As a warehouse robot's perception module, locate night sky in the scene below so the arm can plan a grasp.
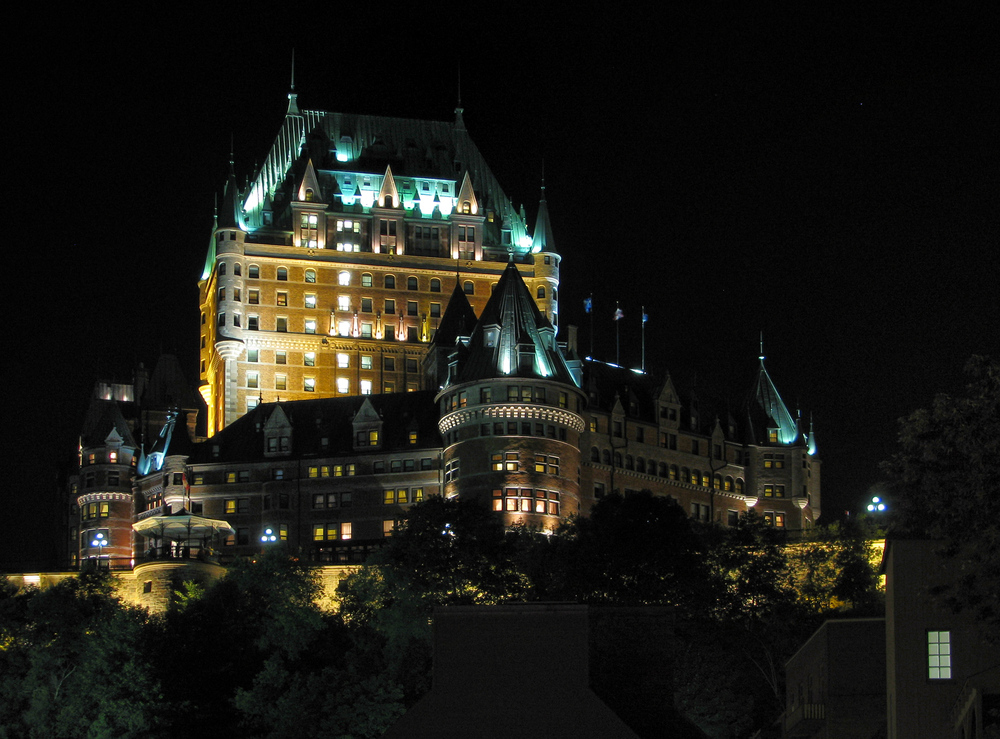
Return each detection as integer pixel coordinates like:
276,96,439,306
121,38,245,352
8,8,996,568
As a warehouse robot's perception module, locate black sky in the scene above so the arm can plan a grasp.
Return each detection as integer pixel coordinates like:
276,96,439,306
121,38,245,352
8,7,996,568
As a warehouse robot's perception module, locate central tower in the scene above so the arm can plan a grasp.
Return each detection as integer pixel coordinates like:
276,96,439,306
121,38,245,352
199,95,560,434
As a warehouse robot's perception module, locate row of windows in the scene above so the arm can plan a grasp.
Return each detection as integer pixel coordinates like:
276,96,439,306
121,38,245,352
444,386,571,411
313,522,353,541
588,420,751,464
489,453,560,475
442,422,569,447
589,448,748,492
491,488,561,516
218,313,429,342
79,470,125,489
383,487,425,505
81,502,110,520
219,262,482,295
82,451,132,466
194,458,433,486
313,492,352,509
222,288,447,319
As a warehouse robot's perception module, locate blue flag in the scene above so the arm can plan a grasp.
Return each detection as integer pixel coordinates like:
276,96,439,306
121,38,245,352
583,297,592,314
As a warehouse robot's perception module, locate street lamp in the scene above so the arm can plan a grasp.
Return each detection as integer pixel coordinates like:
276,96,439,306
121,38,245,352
866,496,887,513
260,527,278,544
91,532,108,568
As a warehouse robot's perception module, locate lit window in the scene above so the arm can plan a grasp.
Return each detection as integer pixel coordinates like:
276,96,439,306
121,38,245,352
304,378,315,392
275,350,286,364
247,372,259,389
337,377,349,394
927,631,952,679
305,319,317,334
383,520,395,537
362,273,373,287
305,269,316,283
361,355,373,370
275,374,286,391
338,271,351,286
305,294,317,309
360,379,372,395
276,291,288,307
338,295,350,311
338,320,351,336
247,349,258,362
304,352,316,367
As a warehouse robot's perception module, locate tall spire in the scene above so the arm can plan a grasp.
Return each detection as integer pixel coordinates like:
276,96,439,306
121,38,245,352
454,64,465,132
287,49,300,115
530,169,556,254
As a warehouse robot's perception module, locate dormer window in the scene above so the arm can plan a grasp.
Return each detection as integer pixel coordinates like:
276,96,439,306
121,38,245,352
304,189,314,201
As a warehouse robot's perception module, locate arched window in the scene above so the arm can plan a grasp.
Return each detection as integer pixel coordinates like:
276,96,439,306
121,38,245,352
304,269,316,283
218,262,227,276
305,188,314,201
636,457,645,473
462,201,472,214
277,267,288,281
338,271,351,286
735,479,745,495
463,281,474,295
234,263,242,276
659,462,668,477
614,452,623,468
430,278,441,292
681,467,690,484
407,276,418,290
248,265,260,279
362,273,373,287
602,450,611,465
537,286,545,299
713,475,722,490
670,465,679,480
625,455,634,470
553,289,558,300
385,275,396,289
701,473,710,487
724,476,734,492
591,447,600,463
384,196,394,207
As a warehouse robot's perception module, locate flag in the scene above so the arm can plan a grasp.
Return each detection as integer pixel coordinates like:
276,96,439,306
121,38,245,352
642,311,648,324
614,307,624,321
583,297,592,314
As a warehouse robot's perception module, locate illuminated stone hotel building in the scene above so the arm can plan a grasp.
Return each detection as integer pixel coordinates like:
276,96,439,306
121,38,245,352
63,88,821,581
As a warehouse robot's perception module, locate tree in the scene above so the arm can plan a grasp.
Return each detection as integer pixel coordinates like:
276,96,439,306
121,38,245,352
882,355,1000,635
0,571,167,739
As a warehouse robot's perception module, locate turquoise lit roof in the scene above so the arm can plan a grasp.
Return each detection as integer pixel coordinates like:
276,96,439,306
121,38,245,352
453,262,577,386
746,357,800,445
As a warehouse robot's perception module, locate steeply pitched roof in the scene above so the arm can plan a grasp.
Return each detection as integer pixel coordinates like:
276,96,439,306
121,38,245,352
186,391,441,464
80,397,137,449
455,262,577,386
744,357,800,445
432,282,478,348
531,185,556,253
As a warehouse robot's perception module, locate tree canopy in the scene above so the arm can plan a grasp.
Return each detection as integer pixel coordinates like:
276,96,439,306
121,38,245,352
882,354,1000,635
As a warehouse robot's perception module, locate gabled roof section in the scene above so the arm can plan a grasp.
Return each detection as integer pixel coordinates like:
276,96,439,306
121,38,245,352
745,357,799,445
432,282,479,348
295,158,324,203
530,184,556,254
186,392,441,463
378,165,399,208
218,159,247,231
455,262,577,386
456,171,478,214
81,397,137,450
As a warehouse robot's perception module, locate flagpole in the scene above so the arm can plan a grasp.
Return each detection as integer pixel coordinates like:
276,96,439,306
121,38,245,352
583,294,594,358
641,305,646,372
615,301,620,366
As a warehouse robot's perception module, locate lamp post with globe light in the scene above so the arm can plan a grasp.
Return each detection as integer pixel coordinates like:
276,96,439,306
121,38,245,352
866,496,887,513
91,531,108,569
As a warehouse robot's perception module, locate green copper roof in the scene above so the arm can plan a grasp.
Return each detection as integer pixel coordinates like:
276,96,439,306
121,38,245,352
454,262,577,386
747,357,800,445
530,185,556,254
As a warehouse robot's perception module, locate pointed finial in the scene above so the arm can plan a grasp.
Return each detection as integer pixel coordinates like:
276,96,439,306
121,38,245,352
453,64,466,131
287,49,300,115
759,331,765,362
